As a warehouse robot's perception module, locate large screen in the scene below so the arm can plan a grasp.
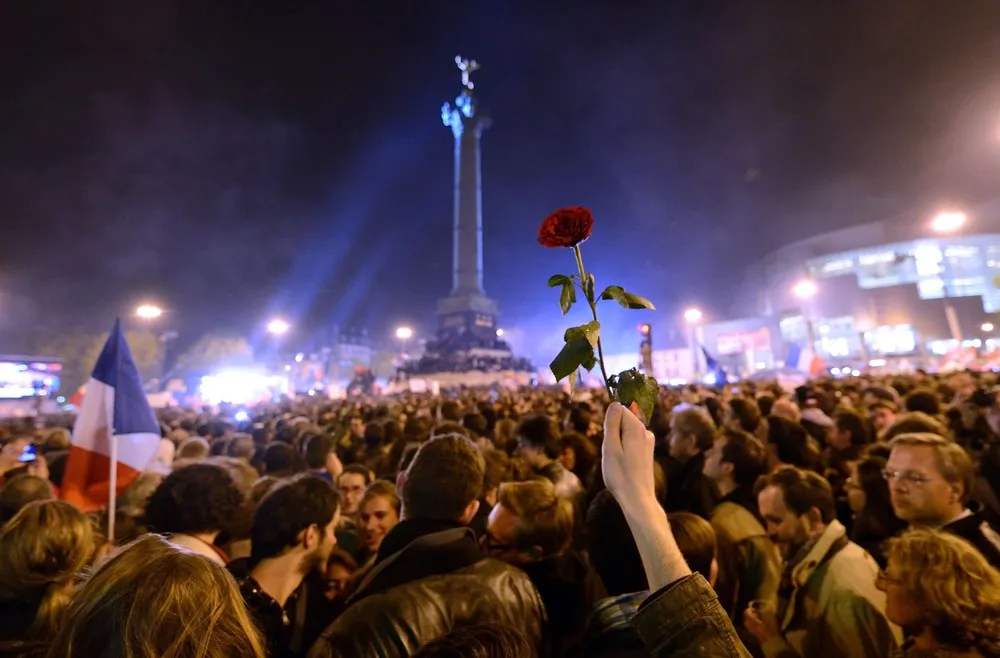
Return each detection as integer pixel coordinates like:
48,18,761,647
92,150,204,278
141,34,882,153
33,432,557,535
0,361,62,399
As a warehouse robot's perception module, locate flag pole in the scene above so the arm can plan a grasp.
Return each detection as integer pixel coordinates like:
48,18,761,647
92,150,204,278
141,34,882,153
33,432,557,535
107,316,122,545
107,431,118,543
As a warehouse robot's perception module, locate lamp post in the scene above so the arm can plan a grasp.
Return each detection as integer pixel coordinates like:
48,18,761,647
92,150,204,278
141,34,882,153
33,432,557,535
793,279,818,352
930,210,967,344
134,305,173,384
684,307,703,377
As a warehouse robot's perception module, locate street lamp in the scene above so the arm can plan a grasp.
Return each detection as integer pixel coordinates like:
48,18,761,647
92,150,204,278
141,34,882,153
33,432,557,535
683,307,703,376
792,279,818,299
930,211,967,234
394,326,414,341
792,279,819,352
135,304,163,320
267,318,290,336
929,210,968,343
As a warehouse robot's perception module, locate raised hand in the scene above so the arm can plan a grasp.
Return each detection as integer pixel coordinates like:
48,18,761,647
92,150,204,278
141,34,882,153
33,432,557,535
602,401,656,508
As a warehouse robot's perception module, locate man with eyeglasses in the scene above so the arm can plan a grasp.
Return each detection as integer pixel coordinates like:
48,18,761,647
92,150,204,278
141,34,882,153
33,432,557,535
483,479,605,658
885,432,1000,567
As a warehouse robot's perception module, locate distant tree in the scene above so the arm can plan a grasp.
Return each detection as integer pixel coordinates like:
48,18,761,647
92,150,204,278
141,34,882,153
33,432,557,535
370,349,398,379
37,330,161,395
174,334,253,375
126,332,163,382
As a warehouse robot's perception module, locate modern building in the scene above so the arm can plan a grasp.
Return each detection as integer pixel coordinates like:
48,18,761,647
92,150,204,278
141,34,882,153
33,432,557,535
704,202,1000,374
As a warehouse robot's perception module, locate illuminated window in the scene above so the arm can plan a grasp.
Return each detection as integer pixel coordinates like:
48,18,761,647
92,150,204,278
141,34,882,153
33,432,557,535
818,337,851,357
913,245,943,276
918,279,944,299
944,245,978,259
820,258,854,274
866,325,916,355
858,252,896,266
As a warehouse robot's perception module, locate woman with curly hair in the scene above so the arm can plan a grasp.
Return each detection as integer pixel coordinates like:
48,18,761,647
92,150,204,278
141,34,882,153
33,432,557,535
145,462,245,564
878,528,1000,657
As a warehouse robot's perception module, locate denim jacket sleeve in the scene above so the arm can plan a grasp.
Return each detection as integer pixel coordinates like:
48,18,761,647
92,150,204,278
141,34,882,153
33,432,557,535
630,573,753,658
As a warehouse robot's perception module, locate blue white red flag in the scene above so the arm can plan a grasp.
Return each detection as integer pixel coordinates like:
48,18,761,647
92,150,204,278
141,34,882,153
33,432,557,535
62,319,160,512
786,343,827,377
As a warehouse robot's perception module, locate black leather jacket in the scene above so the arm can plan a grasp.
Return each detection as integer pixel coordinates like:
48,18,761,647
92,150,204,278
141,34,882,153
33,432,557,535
308,527,545,657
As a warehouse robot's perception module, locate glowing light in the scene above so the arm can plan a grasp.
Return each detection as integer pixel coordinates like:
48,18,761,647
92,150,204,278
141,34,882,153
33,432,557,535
792,279,818,299
851,369,861,377
496,328,505,337
136,305,163,320
983,323,995,332
200,369,285,405
683,308,703,324
869,359,887,367
395,326,414,340
267,318,290,336
930,211,967,234
295,353,304,363
234,410,250,423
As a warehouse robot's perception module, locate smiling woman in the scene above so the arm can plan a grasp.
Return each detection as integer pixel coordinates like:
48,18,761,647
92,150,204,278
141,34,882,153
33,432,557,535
358,480,400,557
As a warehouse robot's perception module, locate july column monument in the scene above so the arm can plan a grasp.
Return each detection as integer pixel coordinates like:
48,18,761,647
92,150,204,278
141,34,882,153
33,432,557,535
437,55,500,343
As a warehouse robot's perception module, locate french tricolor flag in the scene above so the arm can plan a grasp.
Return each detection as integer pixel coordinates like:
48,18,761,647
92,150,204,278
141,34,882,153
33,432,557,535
62,320,161,513
786,343,827,377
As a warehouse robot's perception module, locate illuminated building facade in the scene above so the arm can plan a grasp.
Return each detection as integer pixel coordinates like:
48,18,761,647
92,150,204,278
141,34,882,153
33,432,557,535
707,204,1000,373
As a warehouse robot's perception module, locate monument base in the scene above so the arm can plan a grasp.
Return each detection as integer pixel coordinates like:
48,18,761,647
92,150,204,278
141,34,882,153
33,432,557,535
399,291,534,376
436,292,500,344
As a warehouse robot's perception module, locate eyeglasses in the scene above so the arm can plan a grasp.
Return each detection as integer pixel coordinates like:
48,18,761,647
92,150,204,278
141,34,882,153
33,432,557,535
881,469,934,486
482,532,517,554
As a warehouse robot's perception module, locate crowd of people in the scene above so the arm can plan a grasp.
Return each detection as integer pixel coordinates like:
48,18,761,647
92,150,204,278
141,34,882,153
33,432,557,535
1,369,1000,656
402,332,535,375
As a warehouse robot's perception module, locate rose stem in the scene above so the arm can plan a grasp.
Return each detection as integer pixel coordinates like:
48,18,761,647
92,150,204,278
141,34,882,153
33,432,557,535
573,245,615,400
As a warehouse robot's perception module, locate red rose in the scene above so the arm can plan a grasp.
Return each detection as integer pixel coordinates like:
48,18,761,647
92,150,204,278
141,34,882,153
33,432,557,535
537,207,595,248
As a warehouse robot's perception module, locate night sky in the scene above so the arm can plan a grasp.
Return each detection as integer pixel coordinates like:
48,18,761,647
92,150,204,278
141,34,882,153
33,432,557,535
3,1,1000,360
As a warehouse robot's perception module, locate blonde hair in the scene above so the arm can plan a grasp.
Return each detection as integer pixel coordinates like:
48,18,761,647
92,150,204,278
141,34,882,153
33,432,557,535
496,479,573,558
0,500,96,639
46,534,266,658
889,432,975,504
887,528,1000,653
360,479,401,516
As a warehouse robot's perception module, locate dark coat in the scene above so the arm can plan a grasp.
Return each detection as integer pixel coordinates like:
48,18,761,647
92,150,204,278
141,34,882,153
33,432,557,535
308,525,545,658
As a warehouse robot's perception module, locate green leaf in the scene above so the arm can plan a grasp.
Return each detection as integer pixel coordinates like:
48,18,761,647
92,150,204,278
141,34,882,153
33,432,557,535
585,273,596,302
548,274,571,288
550,321,601,381
610,367,660,423
599,285,656,311
559,281,577,315
564,320,600,348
